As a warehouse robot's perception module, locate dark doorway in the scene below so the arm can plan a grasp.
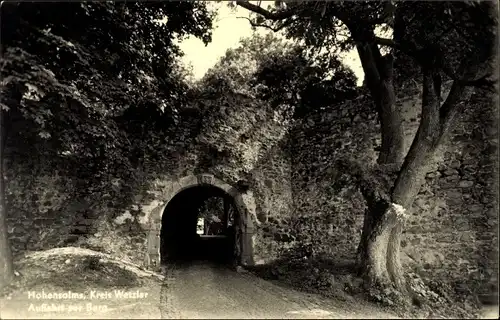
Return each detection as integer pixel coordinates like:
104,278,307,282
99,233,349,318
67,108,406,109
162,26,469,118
160,185,240,266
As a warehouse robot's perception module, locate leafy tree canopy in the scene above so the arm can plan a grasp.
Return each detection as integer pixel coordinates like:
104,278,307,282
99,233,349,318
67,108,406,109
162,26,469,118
200,32,358,120
235,0,497,89
1,1,215,202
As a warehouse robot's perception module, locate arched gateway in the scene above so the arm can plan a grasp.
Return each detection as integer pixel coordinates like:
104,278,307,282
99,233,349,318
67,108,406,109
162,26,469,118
144,174,255,270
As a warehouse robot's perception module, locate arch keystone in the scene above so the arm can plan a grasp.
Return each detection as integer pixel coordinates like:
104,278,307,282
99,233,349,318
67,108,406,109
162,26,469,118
198,174,215,186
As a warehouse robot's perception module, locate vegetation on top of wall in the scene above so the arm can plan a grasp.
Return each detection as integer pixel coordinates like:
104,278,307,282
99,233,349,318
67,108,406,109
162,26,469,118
0,2,497,318
0,1,216,288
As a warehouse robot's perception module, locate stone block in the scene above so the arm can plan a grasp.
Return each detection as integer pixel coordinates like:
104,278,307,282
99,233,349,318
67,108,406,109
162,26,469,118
444,168,459,176
458,180,474,188
468,204,484,213
449,160,461,169
486,208,497,218
459,232,475,242
436,234,454,243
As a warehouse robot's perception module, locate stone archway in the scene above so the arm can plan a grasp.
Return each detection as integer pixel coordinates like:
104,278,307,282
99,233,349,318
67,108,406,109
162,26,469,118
144,174,255,270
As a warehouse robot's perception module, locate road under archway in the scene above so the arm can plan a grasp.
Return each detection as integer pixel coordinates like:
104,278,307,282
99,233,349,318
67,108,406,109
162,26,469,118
160,185,241,266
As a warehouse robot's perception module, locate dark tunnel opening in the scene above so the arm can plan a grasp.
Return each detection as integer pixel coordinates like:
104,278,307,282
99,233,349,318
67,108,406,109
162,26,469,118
160,185,240,267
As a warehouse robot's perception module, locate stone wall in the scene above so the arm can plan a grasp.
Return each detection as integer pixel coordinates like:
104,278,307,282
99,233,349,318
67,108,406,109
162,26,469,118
5,83,497,300
5,145,199,264
6,171,77,255
5,94,294,267
400,89,499,299
289,93,379,260
288,85,498,299
247,137,293,264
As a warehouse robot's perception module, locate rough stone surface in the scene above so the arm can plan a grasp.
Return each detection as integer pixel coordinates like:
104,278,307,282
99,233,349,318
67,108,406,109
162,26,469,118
285,87,498,299
6,85,497,301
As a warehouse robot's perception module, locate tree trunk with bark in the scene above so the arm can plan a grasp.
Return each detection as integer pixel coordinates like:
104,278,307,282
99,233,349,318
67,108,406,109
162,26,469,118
234,0,497,303
354,38,406,167
352,30,407,288
355,2,495,293
359,64,471,295
0,110,14,290
362,203,406,288
348,14,483,294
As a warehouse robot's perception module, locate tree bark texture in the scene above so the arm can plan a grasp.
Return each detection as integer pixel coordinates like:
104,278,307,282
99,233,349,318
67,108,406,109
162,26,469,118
362,203,406,289
359,67,471,293
0,110,14,290
356,199,388,272
351,30,407,291
354,39,405,167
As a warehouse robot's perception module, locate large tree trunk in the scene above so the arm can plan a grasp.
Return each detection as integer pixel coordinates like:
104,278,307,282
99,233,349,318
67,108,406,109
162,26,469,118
356,200,387,272
360,68,470,294
384,79,469,291
353,37,406,277
0,110,14,290
362,203,406,288
386,219,405,290
352,18,472,294
356,208,372,268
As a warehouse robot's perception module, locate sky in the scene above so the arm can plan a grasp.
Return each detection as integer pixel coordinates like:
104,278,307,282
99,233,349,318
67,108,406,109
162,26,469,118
177,3,365,86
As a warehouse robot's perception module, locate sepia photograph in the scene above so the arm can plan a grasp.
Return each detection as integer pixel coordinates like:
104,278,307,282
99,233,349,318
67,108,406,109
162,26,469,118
0,0,498,319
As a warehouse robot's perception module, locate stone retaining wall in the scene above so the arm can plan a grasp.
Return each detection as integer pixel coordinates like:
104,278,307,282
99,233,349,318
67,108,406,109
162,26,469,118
6,85,497,300
289,87,498,299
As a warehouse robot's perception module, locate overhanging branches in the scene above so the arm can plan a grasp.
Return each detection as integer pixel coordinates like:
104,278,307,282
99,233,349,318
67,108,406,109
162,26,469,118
236,0,498,92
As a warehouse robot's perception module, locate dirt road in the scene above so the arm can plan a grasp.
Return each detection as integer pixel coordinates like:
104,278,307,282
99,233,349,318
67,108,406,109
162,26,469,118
159,261,400,319
3,246,494,319
1,249,398,320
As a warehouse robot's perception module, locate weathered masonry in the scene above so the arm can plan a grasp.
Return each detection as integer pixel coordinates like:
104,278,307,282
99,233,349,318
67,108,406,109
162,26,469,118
143,174,255,269
6,87,497,302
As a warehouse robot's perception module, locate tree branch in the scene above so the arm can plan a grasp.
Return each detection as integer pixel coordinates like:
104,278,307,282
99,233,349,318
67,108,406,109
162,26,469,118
235,16,291,32
458,75,498,89
355,41,381,88
375,37,495,90
432,72,442,102
235,1,297,20
438,80,470,135
421,69,441,133
238,0,498,93
389,68,442,206
374,37,396,48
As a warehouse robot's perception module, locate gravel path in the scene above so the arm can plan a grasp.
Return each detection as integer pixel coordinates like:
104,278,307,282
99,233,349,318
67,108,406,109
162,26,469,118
159,261,400,319
4,250,493,320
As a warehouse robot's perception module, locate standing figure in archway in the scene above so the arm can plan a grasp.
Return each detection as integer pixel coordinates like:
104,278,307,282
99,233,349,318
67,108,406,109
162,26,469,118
224,224,236,265
232,215,242,267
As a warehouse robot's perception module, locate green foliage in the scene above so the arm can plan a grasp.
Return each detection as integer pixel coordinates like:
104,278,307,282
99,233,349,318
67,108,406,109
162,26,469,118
394,1,497,86
237,1,497,89
252,45,358,118
1,2,215,216
201,32,358,120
